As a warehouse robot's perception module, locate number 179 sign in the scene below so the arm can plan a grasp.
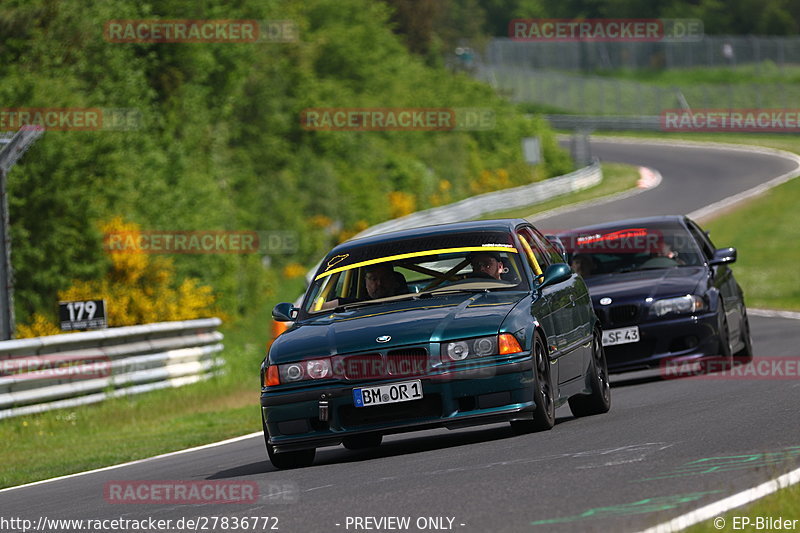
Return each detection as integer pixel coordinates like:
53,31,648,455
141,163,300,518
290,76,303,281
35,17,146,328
59,299,107,331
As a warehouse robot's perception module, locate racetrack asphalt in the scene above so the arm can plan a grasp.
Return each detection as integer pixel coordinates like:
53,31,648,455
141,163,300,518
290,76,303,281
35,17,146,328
2,138,799,533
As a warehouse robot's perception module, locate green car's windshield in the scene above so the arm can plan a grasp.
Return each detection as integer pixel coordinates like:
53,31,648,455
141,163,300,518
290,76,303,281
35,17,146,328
302,231,529,314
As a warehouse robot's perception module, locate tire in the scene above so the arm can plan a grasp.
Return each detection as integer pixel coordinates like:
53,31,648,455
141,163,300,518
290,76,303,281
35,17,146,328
511,332,554,434
568,329,611,417
263,415,315,469
342,433,383,450
734,309,754,364
716,305,733,369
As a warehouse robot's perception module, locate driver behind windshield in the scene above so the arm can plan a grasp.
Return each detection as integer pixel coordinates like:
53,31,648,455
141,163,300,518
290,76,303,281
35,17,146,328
321,262,404,310
364,262,404,299
650,239,686,266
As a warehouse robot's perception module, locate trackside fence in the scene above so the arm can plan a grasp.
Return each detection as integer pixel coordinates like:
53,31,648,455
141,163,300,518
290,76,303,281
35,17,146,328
0,318,224,419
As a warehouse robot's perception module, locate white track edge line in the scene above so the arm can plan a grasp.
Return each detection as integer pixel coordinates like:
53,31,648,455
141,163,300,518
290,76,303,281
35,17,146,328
749,308,800,321
635,464,800,533
0,431,261,494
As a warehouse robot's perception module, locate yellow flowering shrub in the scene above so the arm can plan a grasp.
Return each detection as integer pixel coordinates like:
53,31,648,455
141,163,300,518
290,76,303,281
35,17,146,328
469,168,512,195
16,217,221,337
430,180,452,207
388,191,416,218
282,263,308,279
336,220,370,244
16,313,63,338
309,215,333,229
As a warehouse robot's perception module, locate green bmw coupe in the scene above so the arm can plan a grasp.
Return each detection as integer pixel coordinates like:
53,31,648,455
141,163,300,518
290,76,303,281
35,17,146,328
261,219,610,469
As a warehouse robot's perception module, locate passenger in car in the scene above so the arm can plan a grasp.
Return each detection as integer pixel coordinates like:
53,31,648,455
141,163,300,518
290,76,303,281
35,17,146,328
571,254,595,278
469,251,506,280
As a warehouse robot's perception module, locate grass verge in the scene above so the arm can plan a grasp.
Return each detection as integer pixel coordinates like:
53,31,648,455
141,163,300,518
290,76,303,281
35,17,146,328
0,276,307,489
685,480,800,533
475,162,641,220
589,63,800,86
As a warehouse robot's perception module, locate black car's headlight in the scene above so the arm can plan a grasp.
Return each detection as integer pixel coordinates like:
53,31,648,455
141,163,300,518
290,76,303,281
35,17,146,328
650,295,706,318
440,334,522,362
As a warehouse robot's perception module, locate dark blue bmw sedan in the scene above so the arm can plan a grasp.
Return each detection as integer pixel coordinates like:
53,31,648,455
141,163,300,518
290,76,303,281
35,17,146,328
261,219,611,469
557,216,753,375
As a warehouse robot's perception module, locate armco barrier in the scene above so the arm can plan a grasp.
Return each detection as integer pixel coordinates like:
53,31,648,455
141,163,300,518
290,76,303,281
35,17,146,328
0,318,223,419
546,115,663,131
355,159,601,239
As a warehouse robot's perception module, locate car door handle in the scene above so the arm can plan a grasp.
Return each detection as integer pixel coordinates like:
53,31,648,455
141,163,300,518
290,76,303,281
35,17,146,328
569,294,576,307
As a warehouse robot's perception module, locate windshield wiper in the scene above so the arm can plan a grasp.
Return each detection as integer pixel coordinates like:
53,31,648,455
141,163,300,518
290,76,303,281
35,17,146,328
331,286,496,312
333,293,423,312
418,287,491,297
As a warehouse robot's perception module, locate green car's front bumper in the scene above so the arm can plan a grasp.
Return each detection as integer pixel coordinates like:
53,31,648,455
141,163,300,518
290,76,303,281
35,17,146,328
261,356,535,453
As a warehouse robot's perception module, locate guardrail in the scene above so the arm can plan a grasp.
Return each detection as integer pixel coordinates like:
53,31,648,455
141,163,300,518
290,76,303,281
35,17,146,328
0,318,224,419
355,159,602,239
546,115,663,131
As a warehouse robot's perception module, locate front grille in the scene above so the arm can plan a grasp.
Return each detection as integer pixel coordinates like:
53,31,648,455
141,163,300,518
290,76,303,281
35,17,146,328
339,395,441,427
341,354,382,380
609,304,640,326
340,348,429,380
386,348,429,377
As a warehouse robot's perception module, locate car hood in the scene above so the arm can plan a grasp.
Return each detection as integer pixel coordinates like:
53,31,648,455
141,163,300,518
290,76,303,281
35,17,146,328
269,292,526,363
583,267,707,302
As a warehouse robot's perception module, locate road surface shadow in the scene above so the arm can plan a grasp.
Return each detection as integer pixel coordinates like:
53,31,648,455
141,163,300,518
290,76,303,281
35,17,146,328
208,416,576,477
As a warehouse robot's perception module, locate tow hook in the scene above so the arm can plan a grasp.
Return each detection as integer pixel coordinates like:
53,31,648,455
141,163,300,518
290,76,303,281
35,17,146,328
319,394,329,422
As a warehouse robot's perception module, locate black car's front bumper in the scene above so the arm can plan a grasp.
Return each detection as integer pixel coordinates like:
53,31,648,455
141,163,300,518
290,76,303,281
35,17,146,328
602,310,722,373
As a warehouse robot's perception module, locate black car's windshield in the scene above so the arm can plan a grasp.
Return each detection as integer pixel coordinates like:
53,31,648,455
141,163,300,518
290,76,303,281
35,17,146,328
302,231,528,314
559,224,704,277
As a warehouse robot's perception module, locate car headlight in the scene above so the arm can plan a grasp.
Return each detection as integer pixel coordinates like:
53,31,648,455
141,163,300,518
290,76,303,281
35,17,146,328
271,358,332,384
441,335,499,362
650,295,706,317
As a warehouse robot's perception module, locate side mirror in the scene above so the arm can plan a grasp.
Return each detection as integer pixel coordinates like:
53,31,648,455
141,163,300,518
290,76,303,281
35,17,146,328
272,302,298,322
708,247,737,266
537,263,572,290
